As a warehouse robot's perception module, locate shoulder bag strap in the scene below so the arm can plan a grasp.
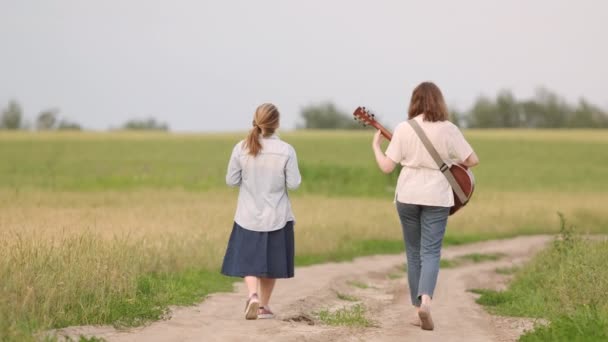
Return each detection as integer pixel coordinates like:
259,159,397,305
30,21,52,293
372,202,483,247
407,119,469,204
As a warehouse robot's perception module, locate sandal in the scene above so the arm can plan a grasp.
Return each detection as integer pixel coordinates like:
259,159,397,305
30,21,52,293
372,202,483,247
244,293,260,320
258,306,275,319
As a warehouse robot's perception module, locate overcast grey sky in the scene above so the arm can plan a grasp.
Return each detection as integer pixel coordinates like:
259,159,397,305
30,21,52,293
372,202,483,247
1,1,607,131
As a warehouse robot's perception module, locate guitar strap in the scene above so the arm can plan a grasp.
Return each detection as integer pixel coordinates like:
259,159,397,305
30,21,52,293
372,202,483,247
407,119,469,204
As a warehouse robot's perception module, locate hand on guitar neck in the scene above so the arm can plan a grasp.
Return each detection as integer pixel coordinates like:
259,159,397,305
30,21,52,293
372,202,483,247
354,106,479,168
353,105,477,215
352,107,392,140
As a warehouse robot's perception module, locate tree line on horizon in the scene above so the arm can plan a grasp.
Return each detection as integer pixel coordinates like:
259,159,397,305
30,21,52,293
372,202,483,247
299,88,608,129
0,100,169,132
2,87,607,132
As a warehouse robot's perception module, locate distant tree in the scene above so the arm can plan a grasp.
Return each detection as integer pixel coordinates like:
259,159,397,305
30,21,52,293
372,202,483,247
298,102,364,129
467,95,499,128
464,88,608,128
1,100,23,130
57,118,82,131
569,99,608,128
36,109,59,130
121,117,169,131
531,88,570,128
495,90,521,128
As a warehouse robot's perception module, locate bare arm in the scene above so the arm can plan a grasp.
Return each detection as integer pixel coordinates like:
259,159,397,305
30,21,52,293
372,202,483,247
461,151,480,168
449,126,479,168
372,130,397,174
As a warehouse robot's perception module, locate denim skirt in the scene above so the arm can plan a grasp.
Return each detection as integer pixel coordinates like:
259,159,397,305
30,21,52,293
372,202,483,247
221,221,294,278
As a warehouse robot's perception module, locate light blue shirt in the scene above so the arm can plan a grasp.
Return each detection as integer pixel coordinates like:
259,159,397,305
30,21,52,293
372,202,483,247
226,135,301,232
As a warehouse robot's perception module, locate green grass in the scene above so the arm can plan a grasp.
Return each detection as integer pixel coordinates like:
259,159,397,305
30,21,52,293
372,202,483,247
1,130,608,340
0,233,422,340
387,264,407,279
472,289,514,306
60,336,107,342
294,235,519,268
14,269,234,340
294,239,404,266
387,272,403,280
1,130,608,195
39,335,107,342
0,132,399,195
347,281,369,289
495,266,520,275
461,252,505,263
106,270,236,327
336,292,359,302
468,288,487,295
475,216,608,341
440,259,460,268
519,307,608,342
0,231,236,341
440,252,506,268
317,304,373,327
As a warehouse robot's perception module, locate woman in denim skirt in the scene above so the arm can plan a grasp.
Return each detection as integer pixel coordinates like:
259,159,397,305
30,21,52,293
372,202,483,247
372,82,480,330
221,103,301,320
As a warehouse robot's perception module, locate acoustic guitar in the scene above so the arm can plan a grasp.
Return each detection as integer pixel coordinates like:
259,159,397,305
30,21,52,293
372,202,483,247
353,106,475,215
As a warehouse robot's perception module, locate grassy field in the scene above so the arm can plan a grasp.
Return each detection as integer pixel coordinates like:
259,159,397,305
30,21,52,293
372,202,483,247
0,129,607,340
1,130,608,194
475,217,608,341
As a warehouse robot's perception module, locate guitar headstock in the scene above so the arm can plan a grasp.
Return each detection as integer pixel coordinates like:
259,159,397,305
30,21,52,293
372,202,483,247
352,106,393,141
353,106,378,128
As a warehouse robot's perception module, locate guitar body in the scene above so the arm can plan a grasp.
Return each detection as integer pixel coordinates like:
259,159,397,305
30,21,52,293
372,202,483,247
449,164,475,215
353,106,475,215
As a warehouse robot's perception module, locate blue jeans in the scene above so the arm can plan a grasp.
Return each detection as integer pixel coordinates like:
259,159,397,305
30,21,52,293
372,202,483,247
396,202,450,307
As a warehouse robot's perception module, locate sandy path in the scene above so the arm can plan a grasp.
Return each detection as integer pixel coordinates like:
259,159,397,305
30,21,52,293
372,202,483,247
58,235,551,342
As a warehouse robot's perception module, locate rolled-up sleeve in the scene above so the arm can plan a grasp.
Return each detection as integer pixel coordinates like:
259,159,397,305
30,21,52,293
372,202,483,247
448,127,474,163
285,146,301,190
226,144,242,187
385,123,403,163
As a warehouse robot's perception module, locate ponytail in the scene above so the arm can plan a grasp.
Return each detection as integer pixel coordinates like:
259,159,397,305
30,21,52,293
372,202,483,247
244,124,263,156
243,103,280,157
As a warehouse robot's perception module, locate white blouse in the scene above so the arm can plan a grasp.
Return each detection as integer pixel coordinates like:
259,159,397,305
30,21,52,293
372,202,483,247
226,135,301,232
385,115,474,207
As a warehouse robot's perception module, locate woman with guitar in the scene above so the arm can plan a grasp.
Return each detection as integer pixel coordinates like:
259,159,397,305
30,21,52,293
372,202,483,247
221,103,301,320
371,82,479,330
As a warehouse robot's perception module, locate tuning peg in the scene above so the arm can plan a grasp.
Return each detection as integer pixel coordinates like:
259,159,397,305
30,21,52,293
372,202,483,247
371,113,375,118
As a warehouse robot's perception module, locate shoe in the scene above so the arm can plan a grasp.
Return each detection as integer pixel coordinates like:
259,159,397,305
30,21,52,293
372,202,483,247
258,306,275,319
418,303,434,330
244,294,260,320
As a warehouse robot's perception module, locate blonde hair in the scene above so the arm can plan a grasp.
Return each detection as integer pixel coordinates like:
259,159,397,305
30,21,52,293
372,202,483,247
244,103,280,156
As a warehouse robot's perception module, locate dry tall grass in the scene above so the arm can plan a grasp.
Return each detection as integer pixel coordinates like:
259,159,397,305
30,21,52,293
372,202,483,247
1,187,606,340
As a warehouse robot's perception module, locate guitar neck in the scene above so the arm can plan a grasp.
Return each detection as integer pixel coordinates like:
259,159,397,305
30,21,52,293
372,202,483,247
374,123,393,141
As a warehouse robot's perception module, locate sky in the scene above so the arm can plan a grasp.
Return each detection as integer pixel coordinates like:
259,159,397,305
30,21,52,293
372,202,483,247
1,0,607,132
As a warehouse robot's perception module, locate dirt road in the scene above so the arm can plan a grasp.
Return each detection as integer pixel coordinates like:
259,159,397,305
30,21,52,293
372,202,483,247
58,235,551,342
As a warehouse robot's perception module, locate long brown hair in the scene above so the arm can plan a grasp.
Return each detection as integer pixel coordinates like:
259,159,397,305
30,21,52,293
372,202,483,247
243,103,280,156
408,82,449,122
